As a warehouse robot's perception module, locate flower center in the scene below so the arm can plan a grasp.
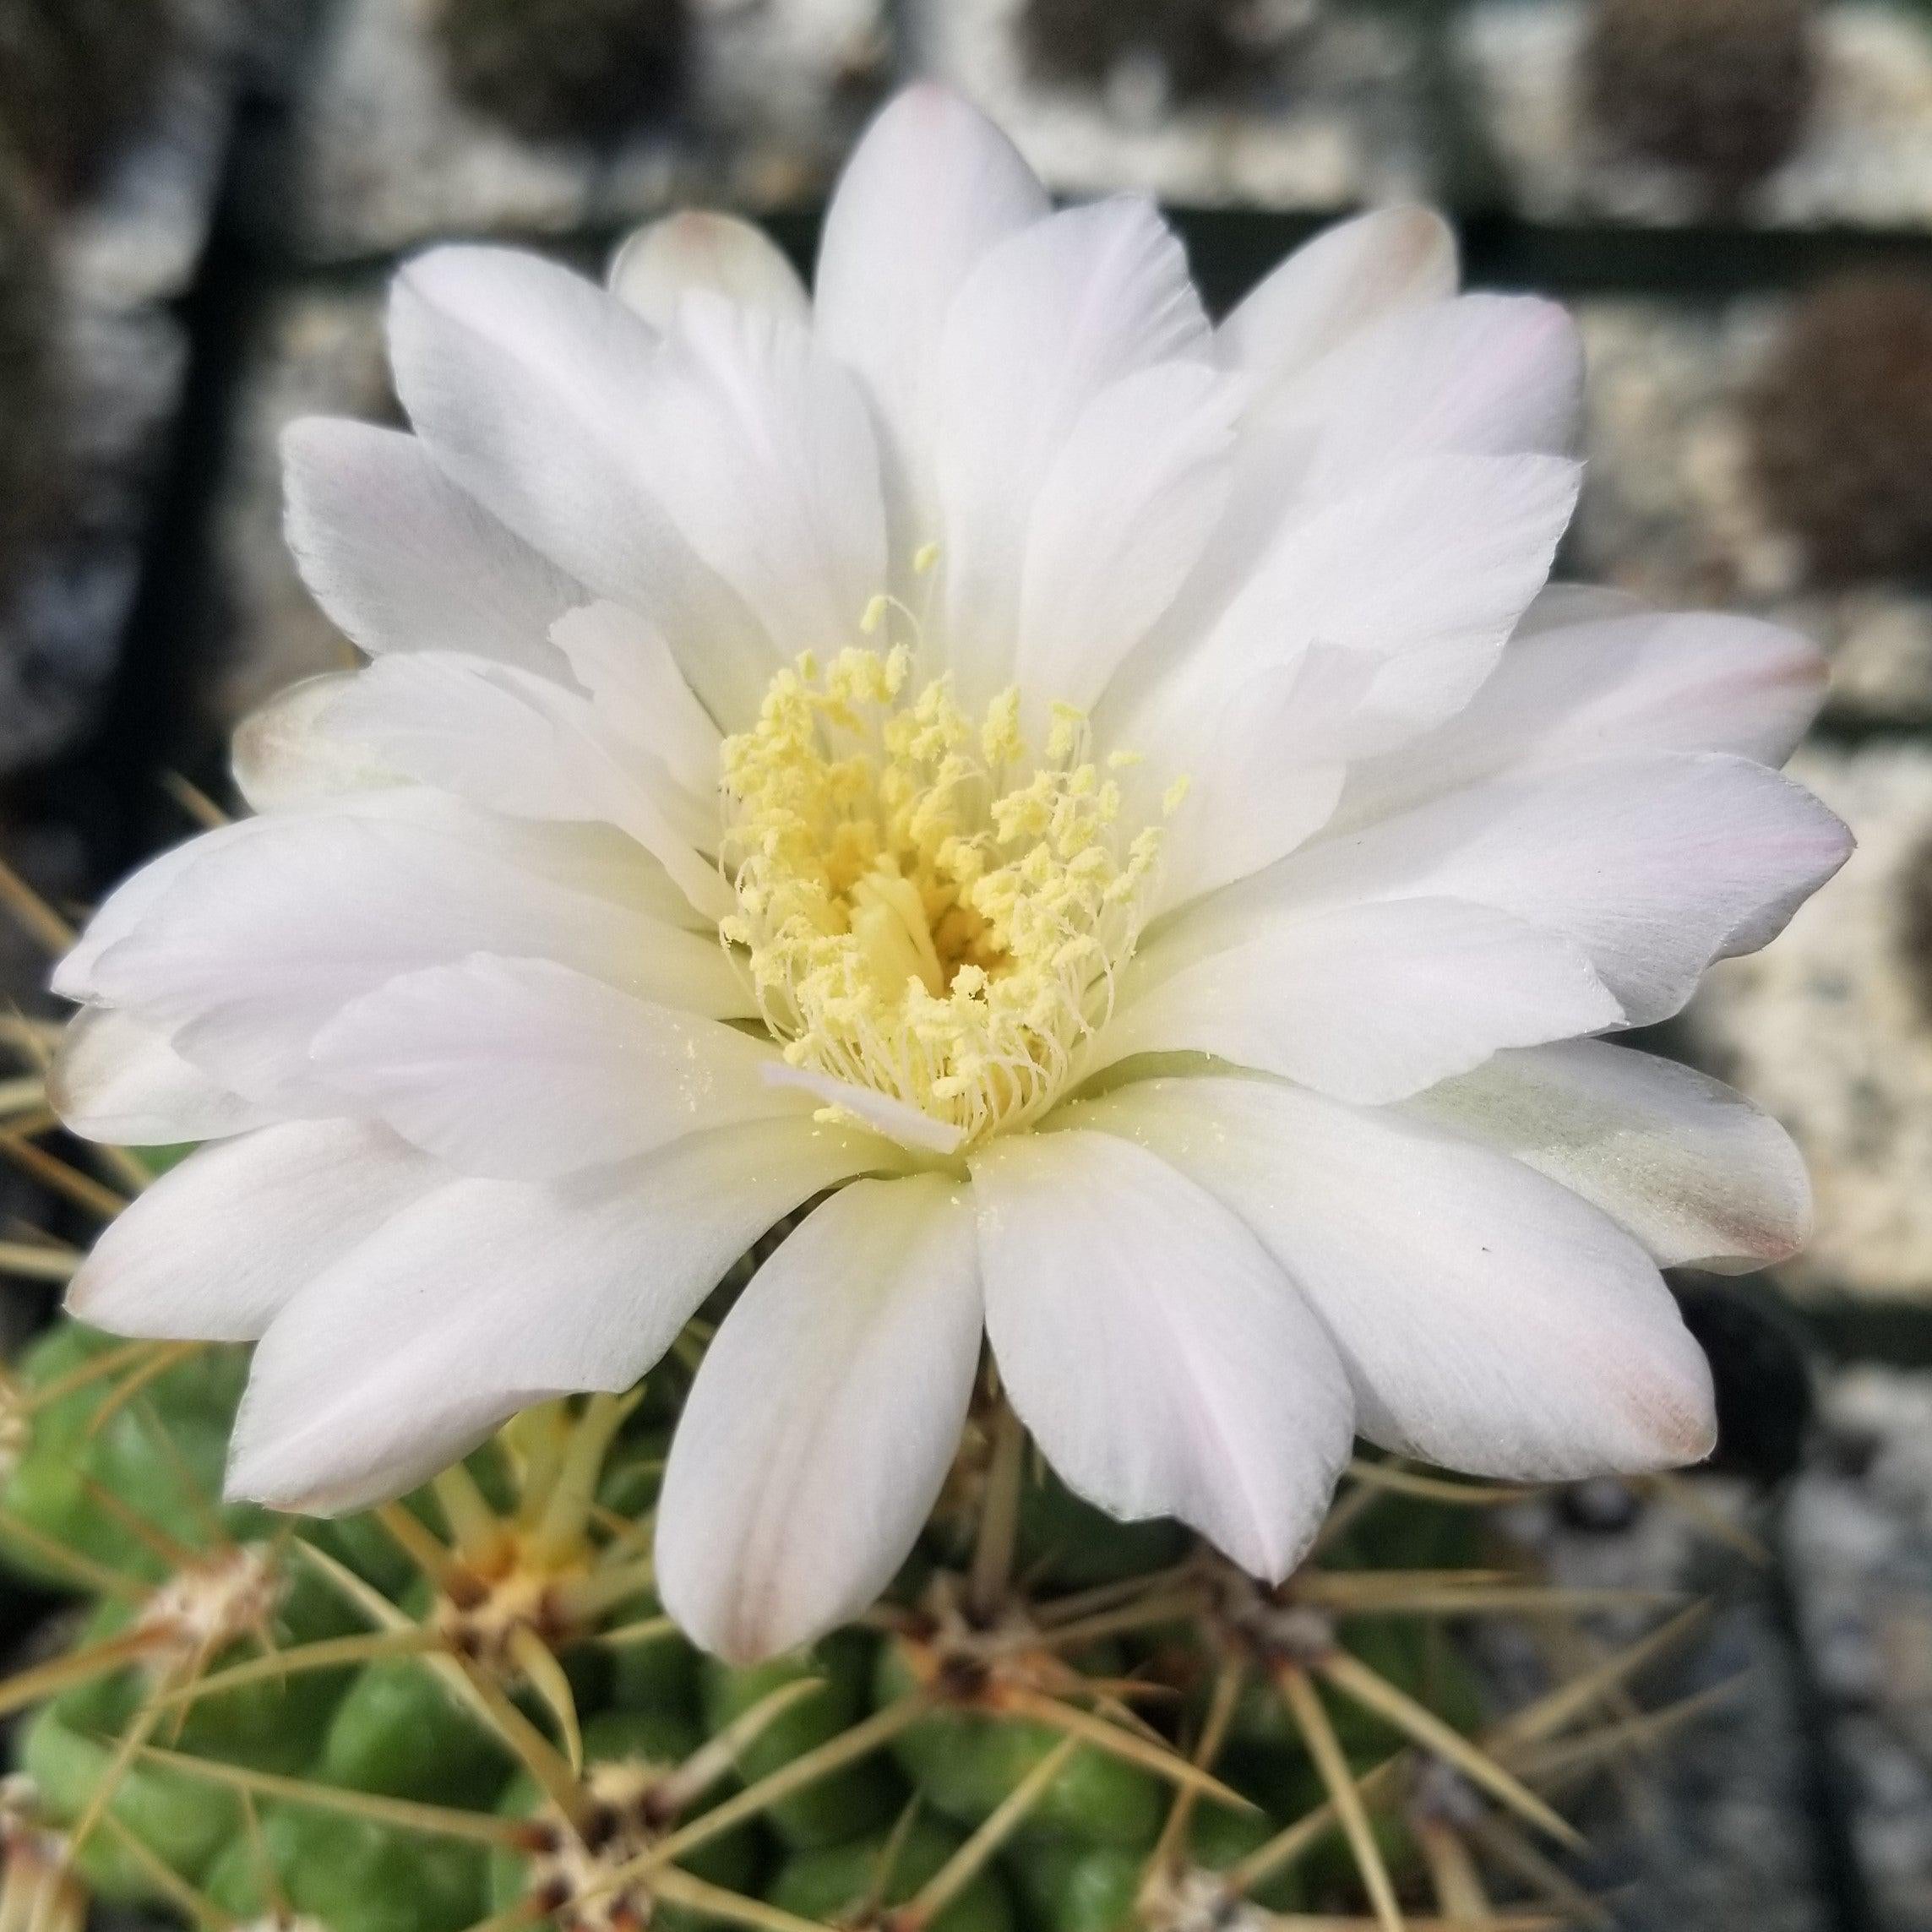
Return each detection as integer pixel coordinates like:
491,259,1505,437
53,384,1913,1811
719,648,1169,1146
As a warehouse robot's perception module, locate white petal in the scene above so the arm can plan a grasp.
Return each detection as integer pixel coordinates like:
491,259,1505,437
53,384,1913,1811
1145,452,1581,762
551,601,721,806
1288,294,1585,495
387,245,776,726
313,653,727,914
1405,1039,1811,1272
971,1129,1354,1581
656,1173,982,1662
1218,206,1457,405
759,1065,966,1158
935,198,1211,703
1015,361,1242,716
1334,606,1830,834
49,1007,274,1146
607,212,810,329
1066,1077,1716,1479
814,85,1049,544
1096,896,1621,1104
1246,752,1854,1026
232,675,400,814
84,798,743,1108
227,1118,895,1515
68,1119,440,1342
638,294,889,662
281,420,582,669
312,957,807,1179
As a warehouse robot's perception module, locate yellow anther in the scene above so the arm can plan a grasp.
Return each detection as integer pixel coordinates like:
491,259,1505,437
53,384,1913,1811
717,651,1167,1147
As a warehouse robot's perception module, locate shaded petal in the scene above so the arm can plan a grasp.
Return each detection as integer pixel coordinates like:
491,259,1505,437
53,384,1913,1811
608,211,810,329
1287,293,1585,496
1096,896,1620,1104
1404,1039,1811,1272
281,419,582,668
935,198,1211,702
227,1118,895,1515
49,1007,275,1146
1218,205,1457,405
656,1173,982,1661
387,245,776,726
637,294,889,662
68,1119,440,1342
1334,606,1830,835
1137,452,1581,766
814,85,1049,545
84,798,743,1109
312,957,808,1179
1015,361,1242,716
1238,752,1854,1026
1065,1077,1716,1479
232,675,400,815
971,1129,1354,1581
313,652,727,912
552,601,721,806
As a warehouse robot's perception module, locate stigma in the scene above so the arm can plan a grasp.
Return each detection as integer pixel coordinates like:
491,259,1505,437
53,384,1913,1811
718,648,1167,1148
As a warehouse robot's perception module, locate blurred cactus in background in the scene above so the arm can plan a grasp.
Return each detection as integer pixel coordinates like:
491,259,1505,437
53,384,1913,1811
0,877,1726,1932
431,0,689,144
0,0,179,197
1747,274,1932,585
1580,0,1818,198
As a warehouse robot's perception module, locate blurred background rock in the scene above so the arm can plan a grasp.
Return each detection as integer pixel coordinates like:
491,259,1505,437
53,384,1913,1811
7,0,1932,1925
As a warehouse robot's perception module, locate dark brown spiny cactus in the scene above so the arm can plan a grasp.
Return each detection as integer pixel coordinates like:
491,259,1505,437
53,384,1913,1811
433,0,689,145
1748,275,1932,584
1581,0,1816,198
1019,0,1291,105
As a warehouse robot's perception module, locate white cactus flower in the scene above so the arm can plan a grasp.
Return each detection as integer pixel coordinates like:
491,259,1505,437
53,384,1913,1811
52,87,1849,1663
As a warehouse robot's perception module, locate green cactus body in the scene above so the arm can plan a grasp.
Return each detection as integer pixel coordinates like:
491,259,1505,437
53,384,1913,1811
203,1804,487,1932
768,1818,1015,1932
700,1635,904,1848
873,1641,1164,1848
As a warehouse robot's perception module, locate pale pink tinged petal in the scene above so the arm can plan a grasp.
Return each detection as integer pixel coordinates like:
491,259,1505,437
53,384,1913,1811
1067,1077,1717,1479
1406,1039,1812,1272
1014,361,1242,716
1253,752,1855,1026
227,1118,895,1515
84,798,746,1110
607,212,810,330
759,1064,967,1158
971,1129,1354,1581
636,293,889,662
1217,205,1458,402
386,245,776,727
1096,896,1621,1104
1334,607,1831,835
934,198,1212,701
280,419,582,669
231,675,400,815
311,957,809,1180
1298,294,1586,492
1120,453,1582,848
314,653,727,914
656,1173,982,1662
68,1119,441,1342
551,601,722,805
814,84,1049,544
48,1007,275,1146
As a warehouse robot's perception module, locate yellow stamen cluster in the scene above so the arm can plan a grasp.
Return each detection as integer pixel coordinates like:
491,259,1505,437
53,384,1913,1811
720,649,1165,1146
